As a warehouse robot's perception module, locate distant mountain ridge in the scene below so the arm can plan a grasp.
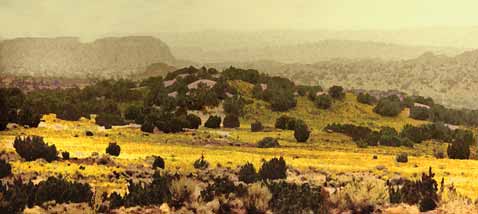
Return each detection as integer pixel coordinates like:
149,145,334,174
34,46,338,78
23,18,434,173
166,39,461,63
0,36,176,77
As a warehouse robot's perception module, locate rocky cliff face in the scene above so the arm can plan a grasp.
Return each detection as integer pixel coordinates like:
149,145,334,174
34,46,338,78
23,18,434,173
0,36,176,78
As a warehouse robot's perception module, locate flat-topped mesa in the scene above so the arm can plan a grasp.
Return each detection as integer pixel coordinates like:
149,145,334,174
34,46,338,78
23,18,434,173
0,36,176,78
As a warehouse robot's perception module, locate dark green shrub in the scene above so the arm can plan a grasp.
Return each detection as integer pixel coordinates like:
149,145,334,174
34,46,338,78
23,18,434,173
118,171,173,208
269,91,297,112
0,159,12,178
257,137,280,148
374,98,403,117
56,103,82,121
328,85,345,100
410,106,430,120
356,140,369,148
357,92,377,105
95,113,126,128
200,176,247,204
17,105,41,128
185,114,201,129
106,142,121,157
238,162,258,184
275,115,297,130
294,120,310,142
13,136,57,162
315,94,332,109
35,176,93,205
396,153,408,163
251,121,264,132
388,167,440,212
259,157,287,180
434,150,445,159
400,138,415,148
125,105,144,123
379,135,402,147
0,178,35,213
365,131,380,146
193,155,209,170
223,114,240,128
447,139,470,159
223,96,245,116
380,126,398,136
62,151,70,160
267,181,326,214
153,156,165,169
141,116,156,133
204,115,221,129
400,124,427,143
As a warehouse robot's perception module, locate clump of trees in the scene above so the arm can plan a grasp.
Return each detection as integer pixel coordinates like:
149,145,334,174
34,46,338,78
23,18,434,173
315,94,332,109
410,106,430,120
0,176,93,213
373,95,404,117
328,86,345,100
13,136,57,162
275,115,298,130
357,92,377,105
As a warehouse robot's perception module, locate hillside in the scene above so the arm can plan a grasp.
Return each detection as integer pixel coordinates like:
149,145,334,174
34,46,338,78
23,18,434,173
209,50,478,109
167,39,460,63
0,36,176,78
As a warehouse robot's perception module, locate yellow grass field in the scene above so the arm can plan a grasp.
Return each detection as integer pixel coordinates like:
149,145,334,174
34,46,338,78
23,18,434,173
1,93,478,200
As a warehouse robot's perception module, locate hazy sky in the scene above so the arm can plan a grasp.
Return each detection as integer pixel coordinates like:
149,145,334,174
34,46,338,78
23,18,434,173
2,0,478,38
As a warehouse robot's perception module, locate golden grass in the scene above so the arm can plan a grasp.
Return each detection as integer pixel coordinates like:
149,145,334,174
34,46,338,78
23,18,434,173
1,92,477,199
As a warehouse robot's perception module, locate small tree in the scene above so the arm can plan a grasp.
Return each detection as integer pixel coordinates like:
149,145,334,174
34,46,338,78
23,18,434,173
223,114,240,128
374,98,403,117
357,92,377,105
328,85,345,100
153,156,165,169
125,105,144,123
447,139,470,159
315,94,332,109
193,155,209,169
17,105,41,128
294,120,310,142
185,114,201,129
238,162,258,184
204,115,221,129
259,157,287,180
0,159,12,178
57,103,82,121
410,106,430,120
251,121,264,132
106,142,121,157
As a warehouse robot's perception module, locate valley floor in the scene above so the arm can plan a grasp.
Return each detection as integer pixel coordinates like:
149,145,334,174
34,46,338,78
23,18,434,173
1,112,478,200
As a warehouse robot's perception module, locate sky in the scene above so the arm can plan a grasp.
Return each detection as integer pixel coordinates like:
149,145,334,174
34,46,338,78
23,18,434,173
2,0,478,39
